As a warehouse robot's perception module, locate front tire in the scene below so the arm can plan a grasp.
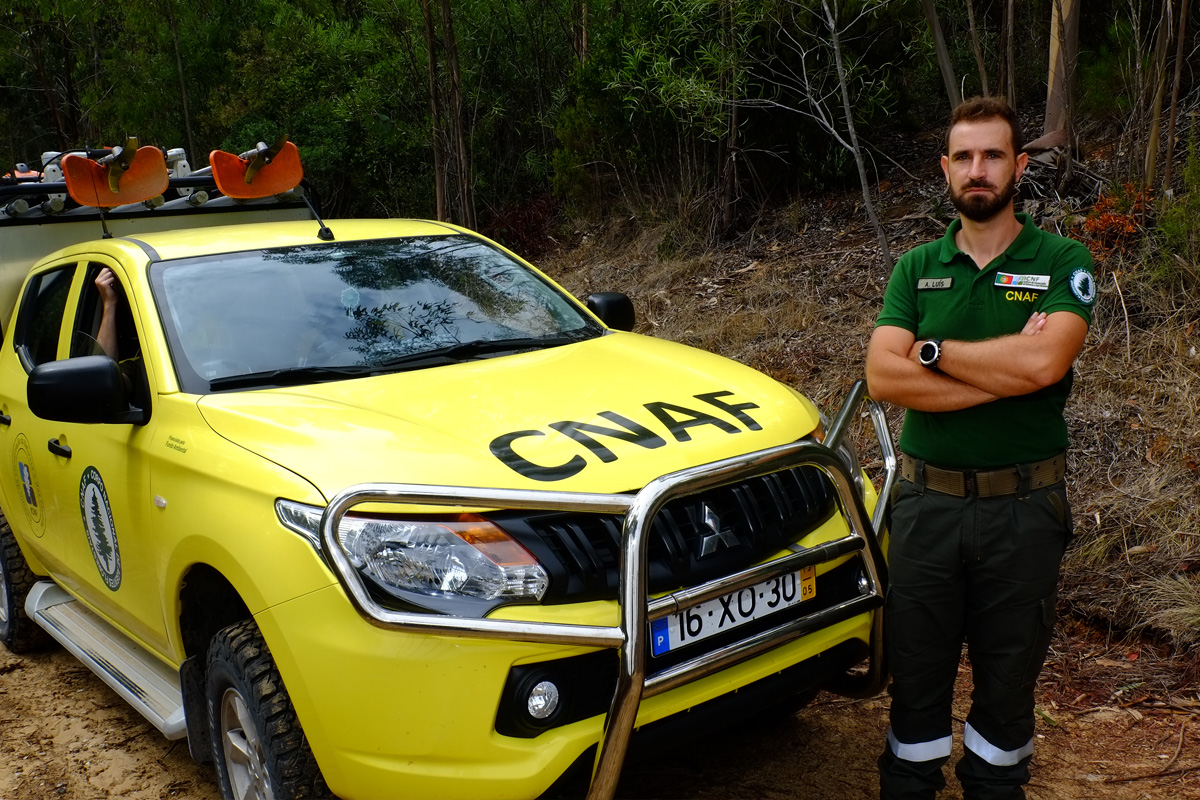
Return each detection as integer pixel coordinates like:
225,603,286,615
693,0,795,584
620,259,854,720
0,514,51,653
206,619,329,800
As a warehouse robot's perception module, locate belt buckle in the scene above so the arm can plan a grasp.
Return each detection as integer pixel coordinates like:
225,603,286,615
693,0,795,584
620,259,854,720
962,471,976,496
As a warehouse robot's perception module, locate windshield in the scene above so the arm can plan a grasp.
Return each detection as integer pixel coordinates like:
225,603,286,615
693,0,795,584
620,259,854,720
150,235,603,392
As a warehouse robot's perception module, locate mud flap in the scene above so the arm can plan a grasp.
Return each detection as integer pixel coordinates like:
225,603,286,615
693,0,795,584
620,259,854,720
180,654,213,765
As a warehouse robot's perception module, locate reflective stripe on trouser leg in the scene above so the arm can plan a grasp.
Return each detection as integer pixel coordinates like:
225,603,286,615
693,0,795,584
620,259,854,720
888,729,953,763
963,723,1034,767
954,483,1071,799
879,480,966,799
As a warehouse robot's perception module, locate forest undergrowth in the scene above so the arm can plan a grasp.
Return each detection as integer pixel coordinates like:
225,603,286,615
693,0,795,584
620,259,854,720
540,116,1200,676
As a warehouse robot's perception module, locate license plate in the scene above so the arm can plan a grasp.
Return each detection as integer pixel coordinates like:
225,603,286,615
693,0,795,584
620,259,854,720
650,565,816,656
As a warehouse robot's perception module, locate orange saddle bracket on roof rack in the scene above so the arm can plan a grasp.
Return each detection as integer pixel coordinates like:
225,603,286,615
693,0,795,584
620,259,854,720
61,146,169,208
210,141,304,200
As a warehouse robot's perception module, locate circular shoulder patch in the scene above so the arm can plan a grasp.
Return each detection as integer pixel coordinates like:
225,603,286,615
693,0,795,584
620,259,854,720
1070,268,1096,305
79,466,122,591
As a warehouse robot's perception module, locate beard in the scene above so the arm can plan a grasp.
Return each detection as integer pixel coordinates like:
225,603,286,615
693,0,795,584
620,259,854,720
949,173,1018,222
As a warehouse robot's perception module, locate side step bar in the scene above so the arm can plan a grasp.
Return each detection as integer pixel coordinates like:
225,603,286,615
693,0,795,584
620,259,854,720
25,581,187,740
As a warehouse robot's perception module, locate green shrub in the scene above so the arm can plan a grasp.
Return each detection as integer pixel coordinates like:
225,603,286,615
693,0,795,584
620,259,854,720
1156,114,1200,270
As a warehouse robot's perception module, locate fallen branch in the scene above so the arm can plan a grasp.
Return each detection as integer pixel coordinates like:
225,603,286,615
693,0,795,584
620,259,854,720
1104,763,1200,783
883,213,944,225
1142,699,1200,710
1111,271,1131,362
1164,716,1188,770
1103,717,1195,783
1074,705,1122,716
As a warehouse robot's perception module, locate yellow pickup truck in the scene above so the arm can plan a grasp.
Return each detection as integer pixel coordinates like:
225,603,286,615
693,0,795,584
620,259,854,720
0,142,894,800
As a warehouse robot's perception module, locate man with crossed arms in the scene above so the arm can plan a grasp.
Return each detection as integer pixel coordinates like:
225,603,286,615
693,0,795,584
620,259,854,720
866,97,1096,799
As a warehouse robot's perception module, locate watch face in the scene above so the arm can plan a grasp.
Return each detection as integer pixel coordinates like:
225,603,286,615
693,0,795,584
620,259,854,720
920,341,938,365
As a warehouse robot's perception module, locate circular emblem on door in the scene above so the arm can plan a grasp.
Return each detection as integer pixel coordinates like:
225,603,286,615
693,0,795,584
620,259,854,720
79,466,122,591
12,434,45,536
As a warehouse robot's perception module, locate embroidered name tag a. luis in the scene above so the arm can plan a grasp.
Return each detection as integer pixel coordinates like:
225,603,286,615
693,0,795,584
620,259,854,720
917,277,953,290
994,273,1050,290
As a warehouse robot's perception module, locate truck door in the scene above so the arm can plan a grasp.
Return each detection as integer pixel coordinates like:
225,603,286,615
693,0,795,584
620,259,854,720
0,262,79,565
10,258,167,654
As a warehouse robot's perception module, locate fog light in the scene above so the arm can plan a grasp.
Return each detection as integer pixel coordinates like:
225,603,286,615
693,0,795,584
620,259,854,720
527,680,560,719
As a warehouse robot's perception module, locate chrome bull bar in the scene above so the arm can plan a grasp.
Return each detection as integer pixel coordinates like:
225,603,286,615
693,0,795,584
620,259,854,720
319,379,895,800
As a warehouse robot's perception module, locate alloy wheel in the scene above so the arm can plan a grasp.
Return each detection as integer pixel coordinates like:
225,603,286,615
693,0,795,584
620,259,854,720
219,686,274,800
0,565,9,628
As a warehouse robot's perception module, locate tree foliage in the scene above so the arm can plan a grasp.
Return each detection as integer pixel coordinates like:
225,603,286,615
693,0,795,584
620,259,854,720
0,0,1196,234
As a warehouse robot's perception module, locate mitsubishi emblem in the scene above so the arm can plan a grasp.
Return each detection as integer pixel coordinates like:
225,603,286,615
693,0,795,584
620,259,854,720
698,503,739,557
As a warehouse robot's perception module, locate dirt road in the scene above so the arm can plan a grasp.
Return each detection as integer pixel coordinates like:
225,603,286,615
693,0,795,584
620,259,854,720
2,624,1197,799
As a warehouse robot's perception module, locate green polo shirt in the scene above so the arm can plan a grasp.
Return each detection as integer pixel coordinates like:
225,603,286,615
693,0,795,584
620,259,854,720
875,213,1095,469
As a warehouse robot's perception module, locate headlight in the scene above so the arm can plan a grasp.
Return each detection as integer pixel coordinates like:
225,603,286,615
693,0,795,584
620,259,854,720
276,500,549,608
339,515,548,601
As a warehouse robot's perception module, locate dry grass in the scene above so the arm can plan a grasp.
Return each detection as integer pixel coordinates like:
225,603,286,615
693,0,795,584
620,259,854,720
1063,251,1200,648
542,188,1200,657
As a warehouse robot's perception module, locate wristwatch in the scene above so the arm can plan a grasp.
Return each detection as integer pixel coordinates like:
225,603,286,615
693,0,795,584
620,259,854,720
918,339,943,370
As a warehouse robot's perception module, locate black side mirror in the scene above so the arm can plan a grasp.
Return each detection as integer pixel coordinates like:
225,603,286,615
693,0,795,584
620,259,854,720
586,292,635,332
28,355,145,424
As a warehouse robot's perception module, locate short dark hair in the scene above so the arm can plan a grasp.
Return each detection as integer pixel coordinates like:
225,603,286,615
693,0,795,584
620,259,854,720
945,96,1023,155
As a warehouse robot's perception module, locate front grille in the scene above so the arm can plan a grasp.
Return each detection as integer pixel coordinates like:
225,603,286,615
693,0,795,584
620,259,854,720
490,465,837,603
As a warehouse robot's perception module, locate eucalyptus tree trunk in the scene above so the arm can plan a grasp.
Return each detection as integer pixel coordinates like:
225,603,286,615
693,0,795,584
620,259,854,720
1004,0,1016,105
1043,0,1079,137
821,0,893,269
420,0,448,221
25,27,68,149
1144,0,1174,186
57,22,80,144
440,0,476,230
920,0,961,112
574,1,589,63
720,98,740,233
966,1,990,96
1163,0,1190,190
719,0,740,233
165,0,196,165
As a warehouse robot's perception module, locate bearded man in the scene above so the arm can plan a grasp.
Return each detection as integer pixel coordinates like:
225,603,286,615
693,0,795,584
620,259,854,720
865,97,1096,800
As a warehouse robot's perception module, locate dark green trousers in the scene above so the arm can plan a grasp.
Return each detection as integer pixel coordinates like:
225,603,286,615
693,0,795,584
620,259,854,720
878,469,1071,800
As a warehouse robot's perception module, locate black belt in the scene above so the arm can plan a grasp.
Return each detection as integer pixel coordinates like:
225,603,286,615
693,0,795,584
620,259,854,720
900,453,1065,497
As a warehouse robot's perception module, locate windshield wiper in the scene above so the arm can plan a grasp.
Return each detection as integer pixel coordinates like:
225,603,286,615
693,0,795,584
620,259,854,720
208,364,375,391
374,331,595,372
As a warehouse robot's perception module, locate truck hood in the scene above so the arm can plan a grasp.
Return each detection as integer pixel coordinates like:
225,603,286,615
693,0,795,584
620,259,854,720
195,333,821,501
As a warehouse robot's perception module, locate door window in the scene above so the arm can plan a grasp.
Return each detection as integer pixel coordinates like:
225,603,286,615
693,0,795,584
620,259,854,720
72,264,149,412
14,265,76,369
71,264,141,362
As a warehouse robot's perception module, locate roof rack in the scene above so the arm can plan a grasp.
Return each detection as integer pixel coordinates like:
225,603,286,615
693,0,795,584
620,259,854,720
0,139,321,226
